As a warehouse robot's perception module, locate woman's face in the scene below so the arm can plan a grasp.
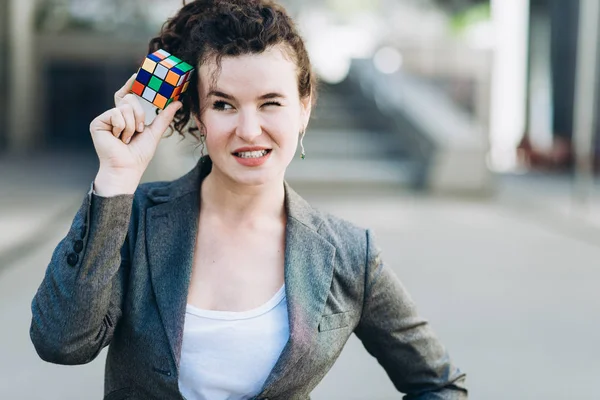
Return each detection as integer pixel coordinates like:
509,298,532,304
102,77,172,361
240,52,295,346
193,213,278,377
195,45,311,188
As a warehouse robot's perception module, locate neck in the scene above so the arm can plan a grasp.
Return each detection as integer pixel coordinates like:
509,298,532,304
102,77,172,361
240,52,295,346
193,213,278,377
200,169,286,225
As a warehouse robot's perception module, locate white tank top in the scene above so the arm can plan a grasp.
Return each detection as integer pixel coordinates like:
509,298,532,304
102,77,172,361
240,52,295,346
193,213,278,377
178,285,289,400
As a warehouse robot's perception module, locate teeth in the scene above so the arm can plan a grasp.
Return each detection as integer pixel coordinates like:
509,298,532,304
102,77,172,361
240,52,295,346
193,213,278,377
237,150,268,158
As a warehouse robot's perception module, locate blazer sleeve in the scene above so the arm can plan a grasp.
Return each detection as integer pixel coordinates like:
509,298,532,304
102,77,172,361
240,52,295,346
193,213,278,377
353,229,468,399
30,186,134,365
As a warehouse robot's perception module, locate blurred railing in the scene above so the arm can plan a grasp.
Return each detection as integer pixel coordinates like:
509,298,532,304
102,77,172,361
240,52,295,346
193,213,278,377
395,42,492,132
350,58,492,194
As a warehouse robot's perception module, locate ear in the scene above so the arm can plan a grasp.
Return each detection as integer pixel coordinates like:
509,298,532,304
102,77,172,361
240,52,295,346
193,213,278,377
193,115,206,136
300,95,312,131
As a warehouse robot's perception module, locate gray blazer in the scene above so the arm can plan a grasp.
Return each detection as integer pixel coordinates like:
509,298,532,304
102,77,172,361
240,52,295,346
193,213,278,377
30,156,467,400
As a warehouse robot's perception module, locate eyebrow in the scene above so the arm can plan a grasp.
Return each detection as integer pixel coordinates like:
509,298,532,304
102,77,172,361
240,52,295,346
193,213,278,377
208,90,285,101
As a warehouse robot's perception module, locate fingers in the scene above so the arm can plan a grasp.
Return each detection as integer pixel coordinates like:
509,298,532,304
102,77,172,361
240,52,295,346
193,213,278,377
148,101,183,141
119,94,146,143
90,99,182,147
119,104,136,143
109,108,127,139
124,94,146,132
89,109,117,134
114,73,137,106
94,106,134,143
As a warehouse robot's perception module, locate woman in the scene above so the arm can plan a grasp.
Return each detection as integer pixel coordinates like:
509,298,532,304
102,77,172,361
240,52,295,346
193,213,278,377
30,0,467,399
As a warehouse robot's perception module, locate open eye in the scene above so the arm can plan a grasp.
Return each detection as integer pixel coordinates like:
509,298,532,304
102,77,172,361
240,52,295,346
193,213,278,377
212,101,234,111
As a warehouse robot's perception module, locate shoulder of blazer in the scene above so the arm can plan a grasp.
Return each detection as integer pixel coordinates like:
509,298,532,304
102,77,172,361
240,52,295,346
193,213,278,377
133,156,212,207
315,209,370,265
283,181,368,247
316,210,367,248
286,186,370,273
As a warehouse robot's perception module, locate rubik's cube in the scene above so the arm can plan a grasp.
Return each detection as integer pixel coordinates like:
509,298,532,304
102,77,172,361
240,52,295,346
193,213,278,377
130,49,195,109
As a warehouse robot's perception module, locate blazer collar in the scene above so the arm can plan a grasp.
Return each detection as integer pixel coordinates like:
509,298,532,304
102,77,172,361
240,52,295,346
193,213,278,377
146,155,323,232
145,156,336,395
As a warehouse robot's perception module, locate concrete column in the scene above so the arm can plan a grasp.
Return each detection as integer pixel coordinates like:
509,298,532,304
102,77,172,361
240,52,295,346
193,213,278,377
572,0,600,213
489,0,530,171
8,0,38,153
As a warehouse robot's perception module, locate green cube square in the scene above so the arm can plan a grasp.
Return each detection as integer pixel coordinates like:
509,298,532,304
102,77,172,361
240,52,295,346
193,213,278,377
177,62,194,73
148,76,163,92
168,55,182,64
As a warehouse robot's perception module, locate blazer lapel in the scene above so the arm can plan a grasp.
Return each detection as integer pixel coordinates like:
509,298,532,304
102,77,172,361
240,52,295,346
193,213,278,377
146,192,198,370
145,158,208,369
258,183,336,397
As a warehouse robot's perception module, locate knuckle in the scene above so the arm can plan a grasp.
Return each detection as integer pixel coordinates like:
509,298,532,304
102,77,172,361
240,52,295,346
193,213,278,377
119,103,133,112
124,123,134,133
122,94,140,108
128,97,144,115
113,119,125,130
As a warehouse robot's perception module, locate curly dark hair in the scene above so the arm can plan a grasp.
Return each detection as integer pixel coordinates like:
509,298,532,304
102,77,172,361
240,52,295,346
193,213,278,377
147,0,317,141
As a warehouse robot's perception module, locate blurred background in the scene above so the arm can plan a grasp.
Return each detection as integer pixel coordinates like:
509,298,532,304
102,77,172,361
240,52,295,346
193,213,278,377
1,0,599,399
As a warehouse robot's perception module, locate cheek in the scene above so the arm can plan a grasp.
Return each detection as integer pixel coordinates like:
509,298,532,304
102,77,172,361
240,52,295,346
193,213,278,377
268,108,302,134
266,113,294,134
202,112,234,136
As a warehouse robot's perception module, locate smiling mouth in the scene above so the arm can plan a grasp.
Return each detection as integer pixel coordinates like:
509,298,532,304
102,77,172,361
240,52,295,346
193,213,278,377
233,149,272,158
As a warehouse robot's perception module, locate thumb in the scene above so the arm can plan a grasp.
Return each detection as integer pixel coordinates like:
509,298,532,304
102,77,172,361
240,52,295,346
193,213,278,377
148,101,183,139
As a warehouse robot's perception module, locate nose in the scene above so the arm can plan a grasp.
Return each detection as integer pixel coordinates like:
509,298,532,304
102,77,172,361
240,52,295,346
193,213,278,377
235,109,262,142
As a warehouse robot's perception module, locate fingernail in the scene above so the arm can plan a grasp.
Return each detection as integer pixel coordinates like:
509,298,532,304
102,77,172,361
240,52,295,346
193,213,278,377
138,123,144,132
126,137,131,144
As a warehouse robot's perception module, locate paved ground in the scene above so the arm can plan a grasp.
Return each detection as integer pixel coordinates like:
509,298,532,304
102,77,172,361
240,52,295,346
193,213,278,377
1,154,599,399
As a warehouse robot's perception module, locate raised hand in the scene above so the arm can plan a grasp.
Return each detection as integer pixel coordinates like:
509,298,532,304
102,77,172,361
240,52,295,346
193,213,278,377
89,76,182,196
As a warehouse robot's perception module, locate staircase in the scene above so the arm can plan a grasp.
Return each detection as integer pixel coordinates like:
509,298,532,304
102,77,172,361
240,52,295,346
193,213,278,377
284,79,421,190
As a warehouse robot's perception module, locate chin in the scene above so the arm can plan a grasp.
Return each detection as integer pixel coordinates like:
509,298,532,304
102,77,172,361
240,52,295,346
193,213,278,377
224,172,277,188
237,152,293,181
224,163,285,187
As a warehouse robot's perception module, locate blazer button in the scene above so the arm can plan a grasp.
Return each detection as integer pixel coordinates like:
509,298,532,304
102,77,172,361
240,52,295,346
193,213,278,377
73,240,84,253
67,253,79,266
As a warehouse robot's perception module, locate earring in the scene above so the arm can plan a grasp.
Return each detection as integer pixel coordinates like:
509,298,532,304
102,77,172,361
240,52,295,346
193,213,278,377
299,129,306,160
199,134,206,157
196,134,206,158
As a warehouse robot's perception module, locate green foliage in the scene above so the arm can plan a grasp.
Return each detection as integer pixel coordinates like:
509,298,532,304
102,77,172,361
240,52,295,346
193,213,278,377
449,3,491,34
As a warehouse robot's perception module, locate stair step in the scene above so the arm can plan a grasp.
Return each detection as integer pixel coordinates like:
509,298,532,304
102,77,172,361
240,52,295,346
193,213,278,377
303,129,408,158
285,158,416,187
